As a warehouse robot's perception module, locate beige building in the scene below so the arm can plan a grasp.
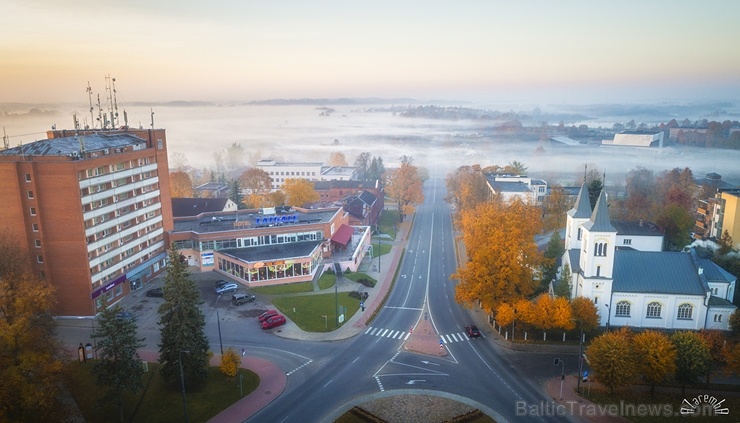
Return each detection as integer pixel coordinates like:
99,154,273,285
257,160,357,189
712,189,740,248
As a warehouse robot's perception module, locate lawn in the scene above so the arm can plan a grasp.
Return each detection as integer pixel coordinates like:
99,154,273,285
342,271,377,286
250,281,313,295
64,361,259,423
317,271,336,290
272,292,361,332
377,209,399,239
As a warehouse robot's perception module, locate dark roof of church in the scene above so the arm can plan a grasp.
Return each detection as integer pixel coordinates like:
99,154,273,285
613,250,706,295
567,185,592,219
611,220,663,236
583,190,616,232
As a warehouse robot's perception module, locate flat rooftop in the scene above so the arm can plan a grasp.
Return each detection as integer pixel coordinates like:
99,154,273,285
172,208,339,234
220,240,322,262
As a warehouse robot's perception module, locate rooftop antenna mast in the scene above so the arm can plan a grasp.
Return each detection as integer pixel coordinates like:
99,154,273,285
2,127,8,150
150,108,155,129
96,94,103,130
72,113,79,131
86,82,94,130
112,77,119,129
105,74,114,129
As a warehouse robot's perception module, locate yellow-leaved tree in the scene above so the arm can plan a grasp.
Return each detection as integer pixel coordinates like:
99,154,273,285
0,231,66,422
220,348,241,377
445,165,490,214
453,199,543,312
385,155,424,222
169,171,194,198
282,178,319,207
587,328,638,394
632,330,676,396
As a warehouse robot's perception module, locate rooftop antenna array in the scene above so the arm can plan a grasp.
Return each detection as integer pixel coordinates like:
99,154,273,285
150,109,155,129
86,82,94,130
112,77,119,129
105,74,113,129
96,94,103,130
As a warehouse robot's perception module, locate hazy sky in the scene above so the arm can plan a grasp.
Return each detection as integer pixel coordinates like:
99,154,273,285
2,0,740,104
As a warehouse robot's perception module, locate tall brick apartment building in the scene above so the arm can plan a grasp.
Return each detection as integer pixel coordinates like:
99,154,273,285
0,128,173,317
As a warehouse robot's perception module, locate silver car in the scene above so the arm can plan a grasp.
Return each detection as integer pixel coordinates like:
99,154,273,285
215,283,238,295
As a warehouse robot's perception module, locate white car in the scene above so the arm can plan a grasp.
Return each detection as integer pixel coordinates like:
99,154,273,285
215,283,238,295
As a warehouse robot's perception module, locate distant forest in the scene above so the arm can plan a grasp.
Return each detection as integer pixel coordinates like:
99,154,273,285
399,105,740,150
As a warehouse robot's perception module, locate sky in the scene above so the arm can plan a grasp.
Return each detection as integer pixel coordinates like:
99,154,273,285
2,0,740,105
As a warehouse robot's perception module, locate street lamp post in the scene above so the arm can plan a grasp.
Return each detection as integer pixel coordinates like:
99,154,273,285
604,304,611,332
511,308,517,341
335,269,339,329
179,350,190,423
576,324,584,394
554,358,565,400
216,294,224,356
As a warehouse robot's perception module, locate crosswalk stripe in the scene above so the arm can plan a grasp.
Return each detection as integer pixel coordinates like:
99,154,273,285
403,332,411,340
388,330,397,338
380,329,389,337
365,327,373,335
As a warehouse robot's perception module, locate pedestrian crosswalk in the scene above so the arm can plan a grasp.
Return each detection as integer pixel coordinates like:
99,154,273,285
364,327,483,343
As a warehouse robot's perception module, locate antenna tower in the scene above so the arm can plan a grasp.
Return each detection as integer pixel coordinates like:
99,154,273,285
96,94,103,130
112,77,119,129
86,82,94,129
150,108,155,129
2,127,8,150
105,74,114,129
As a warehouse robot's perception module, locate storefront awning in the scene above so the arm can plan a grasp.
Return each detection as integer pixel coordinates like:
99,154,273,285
331,224,353,246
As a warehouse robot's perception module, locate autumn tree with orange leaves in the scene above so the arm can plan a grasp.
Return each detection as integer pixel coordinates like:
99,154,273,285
385,155,424,222
454,199,543,312
169,171,194,198
0,231,66,422
445,164,489,213
283,178,319,207
632,330,676,396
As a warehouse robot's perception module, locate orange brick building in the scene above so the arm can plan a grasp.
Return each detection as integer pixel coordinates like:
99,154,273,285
0,128,173,317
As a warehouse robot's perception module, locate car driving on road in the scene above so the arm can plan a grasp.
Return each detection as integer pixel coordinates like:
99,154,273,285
465,325,481,338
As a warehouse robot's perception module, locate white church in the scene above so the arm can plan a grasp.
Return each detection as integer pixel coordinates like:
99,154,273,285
556,185,737,331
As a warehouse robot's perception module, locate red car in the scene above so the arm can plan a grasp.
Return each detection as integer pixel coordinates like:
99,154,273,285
258,310,279,323
261,315,286,329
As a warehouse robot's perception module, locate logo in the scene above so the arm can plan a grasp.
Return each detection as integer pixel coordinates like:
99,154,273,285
680,395,729,416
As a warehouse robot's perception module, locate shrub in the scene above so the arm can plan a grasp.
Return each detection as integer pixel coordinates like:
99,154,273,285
220,348,240,377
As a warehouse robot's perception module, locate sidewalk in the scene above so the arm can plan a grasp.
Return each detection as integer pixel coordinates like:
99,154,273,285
545,375,631,423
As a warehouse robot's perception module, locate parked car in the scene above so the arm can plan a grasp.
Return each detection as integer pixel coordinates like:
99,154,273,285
146,287,164,298
116,311,135,320
258,309,279,323
261,314,286,329
215,283,238,295
232,293,256,305
215,280,231,289
465,325,481,338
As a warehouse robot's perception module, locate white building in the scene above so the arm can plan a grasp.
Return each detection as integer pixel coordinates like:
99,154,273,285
602,131,664,148
557,185,736,330
257,160,357,189
484,174,548,205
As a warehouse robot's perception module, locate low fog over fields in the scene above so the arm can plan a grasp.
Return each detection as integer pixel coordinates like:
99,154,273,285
2,100,739,186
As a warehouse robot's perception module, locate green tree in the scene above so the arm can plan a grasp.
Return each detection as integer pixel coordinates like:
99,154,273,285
729,311,740,341
367,156,385,184
656,204,694,250
586,328,638,394
542,232,565,291
585,169,603,211
228,179,244,209
353,152,372,181
553,263,572,299
671,331,713,397
224,142,246,176
283,178,320,207
0,232,66,422
632,330,676,396
158,246,210,390
92,304,146,423
385,155,424,222
719,230,734,255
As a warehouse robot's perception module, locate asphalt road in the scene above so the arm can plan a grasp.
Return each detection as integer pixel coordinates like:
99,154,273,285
56,174,581,423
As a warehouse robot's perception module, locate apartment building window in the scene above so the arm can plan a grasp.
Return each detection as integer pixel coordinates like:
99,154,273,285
25,173,31,182
34,239,41,248
32,223,39,232
30,207,37,216
36,255,44,263
539,186,545,192
116,162,125,171
27,190,34,199
157,139,163,150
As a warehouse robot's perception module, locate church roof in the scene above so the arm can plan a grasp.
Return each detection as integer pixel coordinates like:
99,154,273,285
708,296,735,307
613,250,706,295
698,257,737,283
567,185,592,219
583,190,616,232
